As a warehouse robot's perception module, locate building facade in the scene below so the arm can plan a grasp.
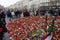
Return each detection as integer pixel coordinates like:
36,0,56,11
8,0,60,10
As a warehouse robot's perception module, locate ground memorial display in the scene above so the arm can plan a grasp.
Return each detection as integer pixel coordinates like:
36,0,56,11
7,16,60,40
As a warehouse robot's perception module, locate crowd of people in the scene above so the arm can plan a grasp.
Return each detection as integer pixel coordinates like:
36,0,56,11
6,8,60,20
0,7,60,40
0,8,59,23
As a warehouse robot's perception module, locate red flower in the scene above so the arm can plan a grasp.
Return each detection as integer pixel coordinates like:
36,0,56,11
56,16,60,19
14,38,21,40
33,26,38,30
21,30,27,36
41,24,47,30
56,32,60,35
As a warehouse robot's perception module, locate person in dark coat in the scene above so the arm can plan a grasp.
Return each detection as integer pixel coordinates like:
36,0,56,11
23,10,30,17
0,10,10,40
18,10,22,18
15,10,20,18
7,10,12,18
0,11,7,40
36,10,39,16
0,11,7,32
58,9,60,16
48,8,56,16
6,10,12,21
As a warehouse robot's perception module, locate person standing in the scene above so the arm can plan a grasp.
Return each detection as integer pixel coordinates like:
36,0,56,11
0,9,10,40
48,8,55,16
6,10,12,21
15,10,20,18
29,10,34,16
36,9,40,16
23,10,30,17
18,10,22,18
57,8,60,16
11,10,15,19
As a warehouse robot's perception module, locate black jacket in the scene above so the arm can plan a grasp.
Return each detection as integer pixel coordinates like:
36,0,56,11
23,11,30,17
0,12,8,32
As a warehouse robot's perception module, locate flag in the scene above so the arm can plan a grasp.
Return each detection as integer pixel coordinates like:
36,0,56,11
44,34,52,40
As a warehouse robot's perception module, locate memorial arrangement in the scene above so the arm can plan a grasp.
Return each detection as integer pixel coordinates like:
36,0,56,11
7,16,60,40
